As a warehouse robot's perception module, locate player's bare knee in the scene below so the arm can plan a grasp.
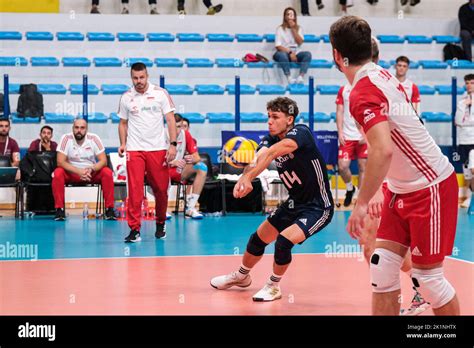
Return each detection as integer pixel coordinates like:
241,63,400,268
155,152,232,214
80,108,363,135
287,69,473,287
370,248,404,293
246,232,268,256
411,267,456,309
274,235,294,265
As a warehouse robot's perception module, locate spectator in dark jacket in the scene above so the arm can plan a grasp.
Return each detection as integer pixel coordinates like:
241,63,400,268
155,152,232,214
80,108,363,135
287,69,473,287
459,0,474,61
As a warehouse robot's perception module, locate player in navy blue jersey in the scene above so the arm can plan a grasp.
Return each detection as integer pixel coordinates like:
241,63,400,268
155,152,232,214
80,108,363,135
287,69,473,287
210,97,334,301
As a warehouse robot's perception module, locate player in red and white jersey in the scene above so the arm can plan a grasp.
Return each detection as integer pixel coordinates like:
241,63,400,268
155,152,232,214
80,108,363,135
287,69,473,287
118,62,177,243
395,56,421,115
330,16,459,315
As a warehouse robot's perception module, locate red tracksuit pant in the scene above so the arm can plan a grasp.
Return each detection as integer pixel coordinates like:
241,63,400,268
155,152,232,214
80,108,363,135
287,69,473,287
126,150,169,231
52,167,115,209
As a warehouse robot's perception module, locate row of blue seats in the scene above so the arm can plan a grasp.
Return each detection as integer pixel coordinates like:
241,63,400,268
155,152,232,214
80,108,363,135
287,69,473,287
5,83,467,95
3,56,473,70
9,111,452,124
0,31,462,44
8,112,452,124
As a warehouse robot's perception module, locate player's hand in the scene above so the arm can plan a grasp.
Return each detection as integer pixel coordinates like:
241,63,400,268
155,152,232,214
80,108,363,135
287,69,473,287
167,145,177,163
338,134,346,146
290,52,298,62
367,188,384,219
118,144,126,158
184,154,194,164
287,19,296,28
347,202,367,239
175,159,186,169
234,175,253,198
79,168,92,182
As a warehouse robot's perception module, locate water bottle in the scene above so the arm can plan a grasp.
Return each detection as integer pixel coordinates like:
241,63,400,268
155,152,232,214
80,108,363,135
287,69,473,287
120,201,126,219
83,203,89,220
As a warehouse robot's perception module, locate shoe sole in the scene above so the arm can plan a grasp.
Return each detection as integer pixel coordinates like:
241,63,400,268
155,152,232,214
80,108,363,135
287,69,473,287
124,237,141,243
155,234,167,239
54,217,65,221
210,279,252,290
252,294,282,302
401,303,430,316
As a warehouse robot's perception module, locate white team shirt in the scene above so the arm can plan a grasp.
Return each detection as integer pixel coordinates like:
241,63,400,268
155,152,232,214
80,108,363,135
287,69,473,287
275,26,304,53
455,93,474,145
58,132,105,169
350,63,453,194
335,84,362,141
118,83,176,151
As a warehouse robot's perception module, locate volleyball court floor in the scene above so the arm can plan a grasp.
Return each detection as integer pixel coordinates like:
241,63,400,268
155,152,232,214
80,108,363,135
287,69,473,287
0,210,472,315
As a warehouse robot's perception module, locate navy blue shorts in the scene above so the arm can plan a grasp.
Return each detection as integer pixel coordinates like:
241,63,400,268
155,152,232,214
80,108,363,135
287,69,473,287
267,199,334,240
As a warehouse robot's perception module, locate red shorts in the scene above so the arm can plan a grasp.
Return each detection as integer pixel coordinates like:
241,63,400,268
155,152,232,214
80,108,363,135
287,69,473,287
377,172,458,265
338,140,368,160
169,167,182,183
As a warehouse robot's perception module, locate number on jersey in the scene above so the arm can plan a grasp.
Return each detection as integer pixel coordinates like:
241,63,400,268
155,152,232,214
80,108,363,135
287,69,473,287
279,170,302,189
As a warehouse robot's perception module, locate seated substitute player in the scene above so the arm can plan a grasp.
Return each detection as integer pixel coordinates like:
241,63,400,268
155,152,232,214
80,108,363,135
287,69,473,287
168,113,207,219
211,97,334,301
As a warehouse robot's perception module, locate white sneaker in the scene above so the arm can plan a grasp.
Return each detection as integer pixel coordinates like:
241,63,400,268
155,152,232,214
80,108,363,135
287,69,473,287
296,75,304,84
252,281,282,302
166,212,172,220
210,271,252,290
185,209,204,219
461,197,471,208
289,77,297,85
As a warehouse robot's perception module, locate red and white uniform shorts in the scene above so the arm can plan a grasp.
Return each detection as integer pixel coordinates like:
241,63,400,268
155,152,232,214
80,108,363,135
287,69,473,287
338,140,368,160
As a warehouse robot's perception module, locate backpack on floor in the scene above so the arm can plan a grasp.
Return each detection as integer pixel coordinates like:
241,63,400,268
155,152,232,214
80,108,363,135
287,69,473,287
17,84,43,118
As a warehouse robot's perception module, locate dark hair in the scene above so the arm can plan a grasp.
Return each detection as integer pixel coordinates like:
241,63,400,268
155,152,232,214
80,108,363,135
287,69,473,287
329,16,372,66
131,62,147,72
282,7,299,30
371,37,379,63
0,118,10,126
182,117,190,126
267,97,299,123
40,125,53,133
396,56,410,65
174,113,183,122
464,74,474,82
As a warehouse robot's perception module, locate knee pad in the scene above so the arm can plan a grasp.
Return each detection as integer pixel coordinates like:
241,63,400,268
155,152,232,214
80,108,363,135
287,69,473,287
411,267,456,309
274,235,294,265
246,232,267,256
463,163,473,181
370,248,404,293
193,161,208,172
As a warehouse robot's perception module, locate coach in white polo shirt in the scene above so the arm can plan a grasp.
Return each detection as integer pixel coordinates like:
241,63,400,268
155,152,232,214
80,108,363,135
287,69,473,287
118,62,177,243
52,118,115,221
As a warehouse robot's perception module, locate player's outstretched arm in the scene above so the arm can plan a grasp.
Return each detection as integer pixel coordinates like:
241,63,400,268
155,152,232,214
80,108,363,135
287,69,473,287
118,119,128,157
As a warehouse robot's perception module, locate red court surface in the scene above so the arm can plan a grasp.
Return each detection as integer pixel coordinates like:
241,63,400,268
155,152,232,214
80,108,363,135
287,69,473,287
1,254,472,315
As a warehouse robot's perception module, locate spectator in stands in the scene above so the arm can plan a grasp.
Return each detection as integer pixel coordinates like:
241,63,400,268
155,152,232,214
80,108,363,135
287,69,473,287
168,113,207,219
52,119,116,221
91,0,159,14
28,125,57,152
455,74,474,208
459,0,474,61
394,56,421,115
177,0,223,15
300,0,324,16
0,119,20,168
274,7,312,85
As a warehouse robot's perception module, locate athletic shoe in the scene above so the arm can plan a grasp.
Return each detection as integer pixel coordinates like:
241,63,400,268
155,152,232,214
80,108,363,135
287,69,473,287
210,271,252,290
104,207,117,220
343,187,356,207
207,4,223,15
252,281,282,302
400,0,408,5
296,75,304,84
317,3,325,10
166,212,172,220
178,10,186,15
124,230,141,243
121,7,129,14
400,291,430,316
150,8,159,14
54,208,66,221
90,5,100,13
461,197,471,208
185,209,204,219
155,222,166,239
289,77,297,85
410,0,420,6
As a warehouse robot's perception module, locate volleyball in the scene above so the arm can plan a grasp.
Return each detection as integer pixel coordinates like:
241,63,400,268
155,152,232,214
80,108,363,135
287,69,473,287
222,136,258,168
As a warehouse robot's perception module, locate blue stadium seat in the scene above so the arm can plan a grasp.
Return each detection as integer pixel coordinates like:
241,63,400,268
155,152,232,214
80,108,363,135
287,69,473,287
124,58,153,67
30,57,59,67
330,112,336,121
181,113,206,124
417,85,436,95
432,35,461,44
310,59,333,68
69,84,100,95
110,112,121,123
434,85,465,95
419,60,448,69
236,34,263,42
447,59,474,69
301,112,331,122
0,31,22,40
317,85,340,95
147,32,175,41
225,84,256,95
207,112,234,123
177,33,205,42
117,32,145,41
38,84,67,94
26,31,53,40
216,58,244,68
288,84,309,95
421,112,451,122
165,84,194,95
377,35,405,44
185,58,214,68
57,32,84,41
0,56,27,66
195,84,225,95
304,34,320,43
154,58,184,67
79,112,108,123
246,61,274,68
257,84,286,95
320,34,330,43
389,59,420,69
206,33,234,42
101,84,129,95
405,35,432,44
62,57,91,67
11,113,41,123
8,84,20,94
87,32,115,41
264,34,275,42
44,113,75,123
378,60,391,69
240,112,267,123
94,57,122,67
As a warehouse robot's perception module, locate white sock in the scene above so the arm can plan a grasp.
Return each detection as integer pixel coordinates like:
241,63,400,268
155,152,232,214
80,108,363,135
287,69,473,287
346,182,354,191
150,4,157,10
186,193,200,210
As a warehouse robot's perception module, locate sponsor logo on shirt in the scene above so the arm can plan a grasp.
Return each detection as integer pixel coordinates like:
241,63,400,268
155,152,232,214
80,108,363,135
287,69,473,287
363,109,376,124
